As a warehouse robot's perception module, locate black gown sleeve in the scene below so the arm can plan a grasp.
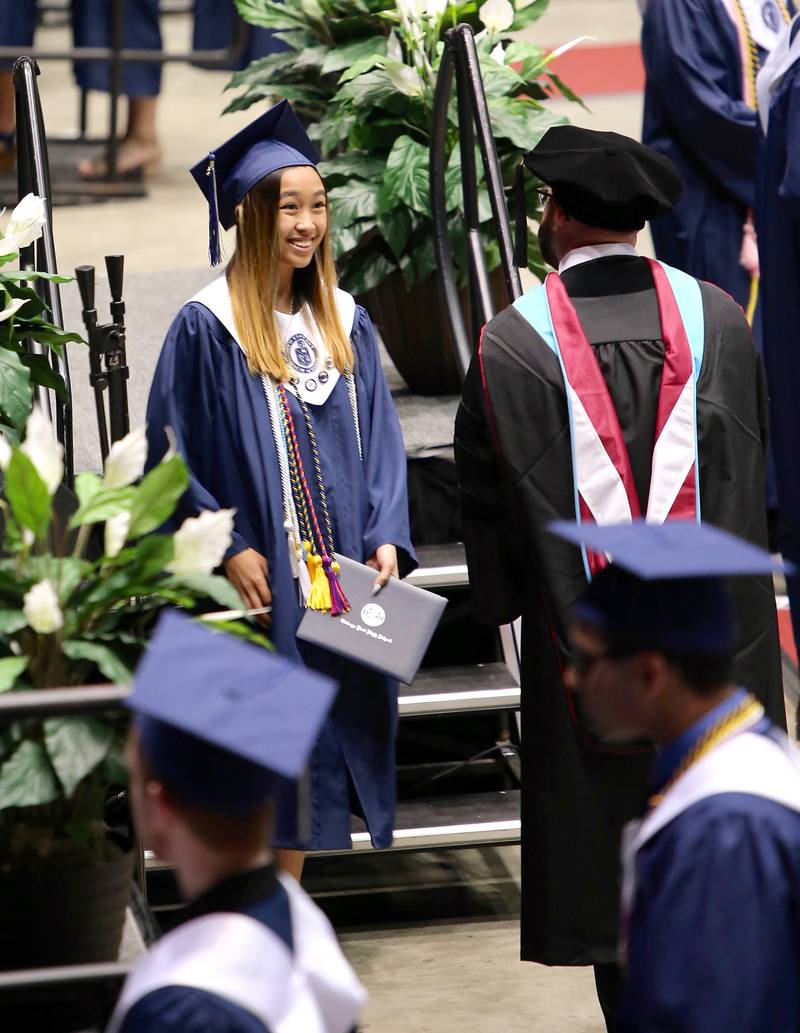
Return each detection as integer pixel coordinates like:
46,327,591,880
454,350,522,626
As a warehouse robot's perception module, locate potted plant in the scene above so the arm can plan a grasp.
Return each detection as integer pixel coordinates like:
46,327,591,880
0,408,260,971
0,194,263,977
227,0,581,392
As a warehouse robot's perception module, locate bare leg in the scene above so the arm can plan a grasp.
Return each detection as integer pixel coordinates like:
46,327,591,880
0,72,16,171
275,848,305,882
78,95,161,177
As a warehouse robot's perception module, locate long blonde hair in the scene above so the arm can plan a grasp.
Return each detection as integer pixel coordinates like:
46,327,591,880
227,168,354,381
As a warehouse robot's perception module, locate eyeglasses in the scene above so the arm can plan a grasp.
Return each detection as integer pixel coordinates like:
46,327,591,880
536,188,553,207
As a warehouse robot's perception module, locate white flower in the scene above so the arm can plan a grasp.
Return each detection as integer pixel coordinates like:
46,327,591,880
103,426,147,489
479,0,515,33
0,433,11,471
104,511,131,558
0,193,46,256
387,29,403,62
384,61,424,96
23,579,63,635
0,297,27,323
490,41,506,65
515,0,536,8
167,509,235,577
21,406,63,495
425,0,449,17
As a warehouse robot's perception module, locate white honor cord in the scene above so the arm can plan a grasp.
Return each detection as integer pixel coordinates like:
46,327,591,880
261,373,305,589
345,364,363,462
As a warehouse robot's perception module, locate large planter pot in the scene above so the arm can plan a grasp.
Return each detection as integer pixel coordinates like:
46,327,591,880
363,267,508,396
0,844,133,971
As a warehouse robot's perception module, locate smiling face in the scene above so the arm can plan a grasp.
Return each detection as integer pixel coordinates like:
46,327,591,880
276,165,328,272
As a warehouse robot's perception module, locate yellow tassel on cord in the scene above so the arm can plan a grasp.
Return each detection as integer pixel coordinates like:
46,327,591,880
746,275,759,326
307,553,332,611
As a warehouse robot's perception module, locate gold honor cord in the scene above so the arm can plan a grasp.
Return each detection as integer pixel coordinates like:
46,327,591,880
647,694,764,810
730,0,793,323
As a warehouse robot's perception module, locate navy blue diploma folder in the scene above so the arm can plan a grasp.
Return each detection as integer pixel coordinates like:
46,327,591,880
296,554,447,684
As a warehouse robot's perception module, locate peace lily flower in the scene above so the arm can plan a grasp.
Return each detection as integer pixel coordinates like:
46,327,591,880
103,426,147,489
425,0,449,17
0,433,11,471
104,511,131,558
490,41,506,65
479,0,515,34
166,509,235,577
0,192,46,257
21,406,63,496
387,28,403,62
396,0,426,20
23,578,63,635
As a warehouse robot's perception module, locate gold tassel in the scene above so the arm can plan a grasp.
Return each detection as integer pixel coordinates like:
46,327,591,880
307,553,332,611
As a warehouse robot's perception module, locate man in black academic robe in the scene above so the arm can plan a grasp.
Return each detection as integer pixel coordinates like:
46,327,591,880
454,126,783,1030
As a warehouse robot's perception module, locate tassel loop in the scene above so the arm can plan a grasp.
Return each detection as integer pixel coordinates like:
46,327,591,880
514,161,529,269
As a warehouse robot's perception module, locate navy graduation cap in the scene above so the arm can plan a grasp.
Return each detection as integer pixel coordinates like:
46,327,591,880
126,610,336,815
190,99,320,266
548,519,791,657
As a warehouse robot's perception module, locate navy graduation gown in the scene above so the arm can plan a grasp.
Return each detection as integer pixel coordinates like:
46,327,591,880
146,298,415,851
640,0,793,308
0,1,162,96
756,46,800,645
193,0,289,71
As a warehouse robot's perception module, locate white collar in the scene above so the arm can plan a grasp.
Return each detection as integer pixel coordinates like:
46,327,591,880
757,15,800,131
557,242,639,275
725,0,789,52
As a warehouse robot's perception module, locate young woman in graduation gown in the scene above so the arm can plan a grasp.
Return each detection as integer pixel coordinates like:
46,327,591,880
145,102,416,871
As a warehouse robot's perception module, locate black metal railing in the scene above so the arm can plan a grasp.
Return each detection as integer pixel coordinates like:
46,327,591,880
429,23,522,382
13,55,74,485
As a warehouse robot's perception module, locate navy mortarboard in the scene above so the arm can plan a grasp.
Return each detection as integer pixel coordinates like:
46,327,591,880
548,519,790,657
515,125,683,264
189,98,320,264
126,609,337,814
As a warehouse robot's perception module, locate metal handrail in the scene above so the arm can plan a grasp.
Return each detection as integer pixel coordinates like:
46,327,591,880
13,56,74,486
0,683,129,721
429,23,522,382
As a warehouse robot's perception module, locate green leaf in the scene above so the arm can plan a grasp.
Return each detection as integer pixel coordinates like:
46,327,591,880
74,471,104,510
327,181,381,226
167,573,245,611
5,450,50,538
0,270,73,284
0,347,32,431
383,135,430,216
487,96,565,150
510,0,550,28
126,454,189,538
504,40,548,81
323,35,386,75
0,611,27,636
199,618,273,650
339,247,397,296
376,190,411,260
0,655,28,692
43,717,115,798
69,485,136,528
61,640,133,684
19,353,68,402
318,152,385,183
0,740,59,810
334,69,398,109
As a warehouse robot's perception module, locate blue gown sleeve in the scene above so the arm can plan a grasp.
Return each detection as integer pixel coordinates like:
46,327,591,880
779,75,800,214
352,306,417,576
145,303,249,561
642,0,757,207
118,985,270,1032
619,796,800,1032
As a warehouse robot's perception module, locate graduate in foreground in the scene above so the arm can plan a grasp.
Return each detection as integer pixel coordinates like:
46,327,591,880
106,610,365,1033
552,520,800,1033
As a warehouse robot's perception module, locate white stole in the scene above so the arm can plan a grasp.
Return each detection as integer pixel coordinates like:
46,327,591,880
757,14,800,130
106,873,366,1033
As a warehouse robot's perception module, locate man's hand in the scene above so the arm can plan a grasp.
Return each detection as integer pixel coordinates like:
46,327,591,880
365,544,398,595
224,548,272,626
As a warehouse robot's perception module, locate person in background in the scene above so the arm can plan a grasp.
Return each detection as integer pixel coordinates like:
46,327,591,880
106,609,365,1033
551,519,800,1033
454,124,784,1032
755,15,800,670
146,99,415,880
640,0,796,325
0,0,163,176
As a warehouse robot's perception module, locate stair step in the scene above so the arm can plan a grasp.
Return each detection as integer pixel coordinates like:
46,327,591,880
399,662,520,716
325,790,521,854
406,542,467,589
